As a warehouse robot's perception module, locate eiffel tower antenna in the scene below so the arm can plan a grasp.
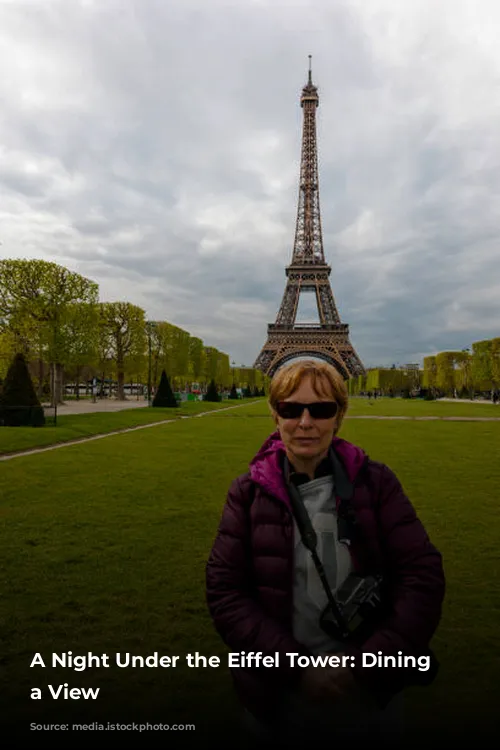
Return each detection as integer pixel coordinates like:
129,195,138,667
254,61,365,378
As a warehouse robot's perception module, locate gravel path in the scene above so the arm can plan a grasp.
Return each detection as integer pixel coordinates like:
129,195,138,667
42,398,150,416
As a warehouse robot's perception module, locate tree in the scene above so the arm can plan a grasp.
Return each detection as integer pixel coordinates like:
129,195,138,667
490,338,500,390
63,303,99,399
152,370,178,408
188,337,204,384
423,356,438,395
0,259,98,405
148,322,192,390
471,340,493,393
0,352,45,427
204,347,220,386
0,330,20,382
172,326,191,387
436,352,460,396
99,302,146,400
454,351,472,398
218,352,231,389
204,379,220,402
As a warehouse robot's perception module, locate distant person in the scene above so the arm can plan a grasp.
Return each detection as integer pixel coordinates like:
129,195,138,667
206,359,445,746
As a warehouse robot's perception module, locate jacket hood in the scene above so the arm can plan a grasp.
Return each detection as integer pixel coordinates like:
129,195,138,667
249,430,367,509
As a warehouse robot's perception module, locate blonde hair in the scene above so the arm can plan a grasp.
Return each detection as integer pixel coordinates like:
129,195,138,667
269,359,348,434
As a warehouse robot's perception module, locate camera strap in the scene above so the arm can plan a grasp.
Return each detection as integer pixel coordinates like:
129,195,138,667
283,449,354,639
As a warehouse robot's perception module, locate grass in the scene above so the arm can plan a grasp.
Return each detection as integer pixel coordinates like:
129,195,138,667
346,395,500,418
2,396,500,458
1,400,499,744
0,398,258,455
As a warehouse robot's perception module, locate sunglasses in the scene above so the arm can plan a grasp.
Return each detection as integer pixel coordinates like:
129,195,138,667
275,401,339,420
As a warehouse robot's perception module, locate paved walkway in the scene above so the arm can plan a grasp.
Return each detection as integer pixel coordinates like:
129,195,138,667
42,398,150,416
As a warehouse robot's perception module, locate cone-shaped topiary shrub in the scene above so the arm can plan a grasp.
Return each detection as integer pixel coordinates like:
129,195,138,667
152,370,178,407
0,352,45,427
229,384,239,400
204,379,220,402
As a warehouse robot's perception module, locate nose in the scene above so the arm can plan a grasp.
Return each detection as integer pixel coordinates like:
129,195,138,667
298,407,314,427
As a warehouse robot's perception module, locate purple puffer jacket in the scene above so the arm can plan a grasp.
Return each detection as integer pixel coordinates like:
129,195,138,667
205,431,445,722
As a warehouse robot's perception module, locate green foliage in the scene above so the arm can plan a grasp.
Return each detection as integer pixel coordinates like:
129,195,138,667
100,302,147,399
352,369,417,395
436,352,460,395
0,259,99,405
423,356,437,391
0,352,45,427
0,330,20,381
471,340,493,389
150,321,191,386
203,379,220,402
188,337,204,382
63,302,100,378
152,370,178,408
0,259,98,360
0,259,271,399
365,370,380,390
492,338,500,388
453,352,473,395
204,347,219,384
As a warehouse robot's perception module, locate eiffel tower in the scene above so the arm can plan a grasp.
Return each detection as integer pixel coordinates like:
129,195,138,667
254,58,365,379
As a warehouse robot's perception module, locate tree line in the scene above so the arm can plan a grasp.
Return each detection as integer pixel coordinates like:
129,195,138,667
422,340,500,397
348,338,500,398
0,259,270,404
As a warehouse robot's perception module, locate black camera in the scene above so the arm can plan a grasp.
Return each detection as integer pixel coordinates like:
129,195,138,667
319,573,384,642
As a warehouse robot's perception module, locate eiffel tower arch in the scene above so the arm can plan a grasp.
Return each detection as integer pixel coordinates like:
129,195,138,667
254,58,365,380
266,346,351,380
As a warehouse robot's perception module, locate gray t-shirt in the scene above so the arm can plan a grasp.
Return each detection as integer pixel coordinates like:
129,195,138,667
292,475,354,654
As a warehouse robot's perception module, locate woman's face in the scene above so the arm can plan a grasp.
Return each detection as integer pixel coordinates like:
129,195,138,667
274,375,338,473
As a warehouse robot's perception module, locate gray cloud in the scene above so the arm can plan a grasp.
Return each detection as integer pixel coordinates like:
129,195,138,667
1,0,499,368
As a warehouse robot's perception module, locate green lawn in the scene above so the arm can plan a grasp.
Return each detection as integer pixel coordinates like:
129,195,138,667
346,395,500,418
2,396,500,458
1,400,499,744
0,398,258,455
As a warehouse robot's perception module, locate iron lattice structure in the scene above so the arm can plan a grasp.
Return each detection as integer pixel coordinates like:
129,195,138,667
254,60,365,379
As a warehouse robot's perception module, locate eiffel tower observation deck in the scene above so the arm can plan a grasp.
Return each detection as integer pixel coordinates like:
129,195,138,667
254,58,365,379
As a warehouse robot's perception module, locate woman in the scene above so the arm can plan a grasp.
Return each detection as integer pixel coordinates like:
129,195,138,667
206,360,445,744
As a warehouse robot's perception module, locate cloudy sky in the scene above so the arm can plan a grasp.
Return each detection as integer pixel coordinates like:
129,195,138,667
1,0,499,368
